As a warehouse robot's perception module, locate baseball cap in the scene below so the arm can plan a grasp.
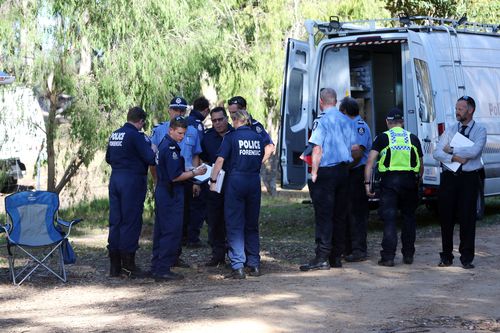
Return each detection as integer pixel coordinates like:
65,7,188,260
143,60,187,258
386,108,404,120
169,96,188,110
228,96,247,108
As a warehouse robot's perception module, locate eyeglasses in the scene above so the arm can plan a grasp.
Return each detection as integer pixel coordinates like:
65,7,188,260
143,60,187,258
211,117,225,123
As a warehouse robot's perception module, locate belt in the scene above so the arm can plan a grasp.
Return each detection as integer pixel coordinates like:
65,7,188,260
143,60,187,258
443,169,479,176
320,162,348,169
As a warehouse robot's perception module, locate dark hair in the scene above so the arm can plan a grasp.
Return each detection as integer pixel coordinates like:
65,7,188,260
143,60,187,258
127,106,147,122
193,96,209,111
210,106,227,118
339,97,359,117
458,96,476,110
170,116,188,129
228,96,247,109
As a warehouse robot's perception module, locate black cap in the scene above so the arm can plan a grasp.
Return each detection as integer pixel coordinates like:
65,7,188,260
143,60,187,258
169,96,188,110
386,108,404,120
228,96,247,108
458,95,476,109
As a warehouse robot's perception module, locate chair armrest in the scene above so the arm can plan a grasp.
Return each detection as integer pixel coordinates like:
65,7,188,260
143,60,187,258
57,218,83,228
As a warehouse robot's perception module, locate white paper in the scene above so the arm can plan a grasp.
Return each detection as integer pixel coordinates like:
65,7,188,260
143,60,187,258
193,163,211,183
442,132,474,172
215,169,225,193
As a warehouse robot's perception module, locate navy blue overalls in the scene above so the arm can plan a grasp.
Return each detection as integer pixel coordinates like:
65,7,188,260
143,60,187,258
151,135,186,276
105,122,156,254
200,126,233,261
217,126,264,269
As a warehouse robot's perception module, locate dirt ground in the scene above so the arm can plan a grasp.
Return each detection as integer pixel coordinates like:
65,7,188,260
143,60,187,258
1,219,500,333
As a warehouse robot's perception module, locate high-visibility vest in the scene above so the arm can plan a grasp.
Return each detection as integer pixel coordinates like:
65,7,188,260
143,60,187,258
378,127,420,172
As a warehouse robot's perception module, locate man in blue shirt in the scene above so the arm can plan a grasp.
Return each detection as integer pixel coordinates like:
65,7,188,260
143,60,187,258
339,97,372,262
150,96,202,266
299,88,356,271
106,106,156,278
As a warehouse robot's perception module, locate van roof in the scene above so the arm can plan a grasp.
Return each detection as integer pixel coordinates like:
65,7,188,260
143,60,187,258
313,16,500,39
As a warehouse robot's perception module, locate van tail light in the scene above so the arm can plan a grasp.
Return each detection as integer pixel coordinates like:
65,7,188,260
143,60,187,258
438,123,445,136
423,186,438,197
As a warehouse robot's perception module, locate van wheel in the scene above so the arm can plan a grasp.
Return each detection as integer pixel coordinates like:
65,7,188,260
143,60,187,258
476,179,485,221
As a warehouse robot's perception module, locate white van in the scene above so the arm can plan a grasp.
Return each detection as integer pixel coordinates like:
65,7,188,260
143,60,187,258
279,16,500,215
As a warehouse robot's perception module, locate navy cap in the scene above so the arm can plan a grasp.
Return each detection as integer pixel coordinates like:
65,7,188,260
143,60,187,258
228,96,247,108
169,96,188,110
386,108,404,120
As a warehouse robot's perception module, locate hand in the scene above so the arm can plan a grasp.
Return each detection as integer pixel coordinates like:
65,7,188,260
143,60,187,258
151,144,158,153
194,165,207,176
452,155,468,164
192,184,201,197
209,181,216,192
311,172,317,183
365,184,375,198
443,144,453,154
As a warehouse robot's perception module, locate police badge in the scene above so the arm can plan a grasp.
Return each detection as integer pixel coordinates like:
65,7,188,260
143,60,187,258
172,152,178,160
358,127,365,135
256,126,262,134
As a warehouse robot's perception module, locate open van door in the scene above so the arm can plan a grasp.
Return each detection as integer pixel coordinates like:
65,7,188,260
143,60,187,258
279,39,310,189
406,31,440,186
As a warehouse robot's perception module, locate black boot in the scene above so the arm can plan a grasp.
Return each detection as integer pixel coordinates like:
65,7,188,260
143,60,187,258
121,252,148,278
109,251,122,277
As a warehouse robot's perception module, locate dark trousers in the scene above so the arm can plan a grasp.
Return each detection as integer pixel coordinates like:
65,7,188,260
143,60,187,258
206,190,227,261
378,172,419,261
188,184,208,243
438,170,479,264
108,173,147,254
310,164,349,260
224,174,261,270
151,184,184,275
345,166,369,256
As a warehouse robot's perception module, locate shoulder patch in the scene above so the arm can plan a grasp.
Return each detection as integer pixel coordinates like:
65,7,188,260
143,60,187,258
312,120,319,131
172,152,178,160
255,126,263,134
169,144,176,150
198,124,203,132
358,127,365,135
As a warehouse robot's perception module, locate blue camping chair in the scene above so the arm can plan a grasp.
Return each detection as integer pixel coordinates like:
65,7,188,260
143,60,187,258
1,191,82,285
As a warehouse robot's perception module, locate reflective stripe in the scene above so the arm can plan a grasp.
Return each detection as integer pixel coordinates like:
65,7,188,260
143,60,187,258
378,127,420,172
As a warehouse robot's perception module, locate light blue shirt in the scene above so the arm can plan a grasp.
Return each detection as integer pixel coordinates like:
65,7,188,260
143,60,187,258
352,115,372,168
151,121,202,170
309,106,355,167
433,120,486,172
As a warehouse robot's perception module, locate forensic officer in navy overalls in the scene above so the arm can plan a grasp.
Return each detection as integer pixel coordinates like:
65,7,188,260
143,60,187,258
209,109,264,279
151,116,207,281
200,106,233,266
227,96,274,163
339,97,372,262
106,106,156,278
186,96,210,247
150,96,202,267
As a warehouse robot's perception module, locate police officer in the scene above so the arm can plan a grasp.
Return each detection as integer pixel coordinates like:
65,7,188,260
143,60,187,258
364,108,423,267
186,96,211,247
150,96,202,267
151,117,207,281
433,96,486,269
299,88,355,271
339,97,372,262
105,106,156,278
227,96,274,163
209,109,264,279
200,107,233,266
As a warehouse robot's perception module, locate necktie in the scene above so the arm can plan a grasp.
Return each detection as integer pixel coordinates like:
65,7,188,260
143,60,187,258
460,125,467,136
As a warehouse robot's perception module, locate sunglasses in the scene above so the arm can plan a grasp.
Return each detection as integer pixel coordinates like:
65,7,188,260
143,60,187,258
174,116,185,121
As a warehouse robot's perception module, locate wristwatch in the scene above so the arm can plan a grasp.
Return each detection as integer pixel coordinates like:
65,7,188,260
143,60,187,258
209,178,217,184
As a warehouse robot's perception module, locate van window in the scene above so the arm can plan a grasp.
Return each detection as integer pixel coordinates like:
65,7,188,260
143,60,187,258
414,58,435,123
287,69,304,126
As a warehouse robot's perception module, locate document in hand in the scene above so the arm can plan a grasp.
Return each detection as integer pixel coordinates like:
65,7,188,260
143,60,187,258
214,169,225,193
442,132,474,172
192,163,211,184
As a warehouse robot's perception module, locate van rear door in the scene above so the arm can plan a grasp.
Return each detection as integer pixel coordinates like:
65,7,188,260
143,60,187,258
406,31,440,185
279,39,310,189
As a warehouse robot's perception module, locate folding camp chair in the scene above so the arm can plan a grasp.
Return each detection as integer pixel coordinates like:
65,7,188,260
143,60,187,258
0,191,82,285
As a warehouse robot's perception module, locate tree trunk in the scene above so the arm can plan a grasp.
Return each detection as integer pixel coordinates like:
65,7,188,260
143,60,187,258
46,91,57,192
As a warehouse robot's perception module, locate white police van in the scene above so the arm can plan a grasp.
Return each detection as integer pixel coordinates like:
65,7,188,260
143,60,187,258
279,16,500,215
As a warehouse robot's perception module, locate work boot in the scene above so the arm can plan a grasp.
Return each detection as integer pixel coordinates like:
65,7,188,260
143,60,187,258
121,252,148,279
109,251,121,277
